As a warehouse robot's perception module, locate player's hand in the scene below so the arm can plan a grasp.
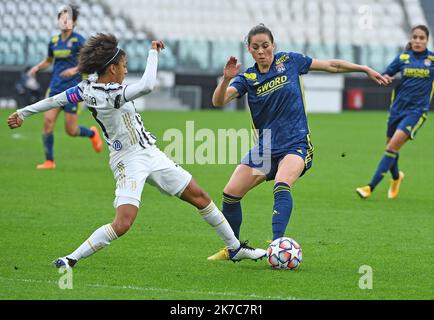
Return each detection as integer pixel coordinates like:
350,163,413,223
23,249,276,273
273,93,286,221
60,67,77,78
223,56,241,80
383,74,394,83
151,40,165,52
28,66,39,78
366,68,391,86
7,112,23,129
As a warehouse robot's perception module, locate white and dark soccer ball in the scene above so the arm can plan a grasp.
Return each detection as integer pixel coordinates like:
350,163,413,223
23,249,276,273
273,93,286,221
267,237,302,270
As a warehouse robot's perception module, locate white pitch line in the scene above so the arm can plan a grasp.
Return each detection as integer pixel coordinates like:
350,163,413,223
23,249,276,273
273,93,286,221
11,133,25,140
0,276,299,300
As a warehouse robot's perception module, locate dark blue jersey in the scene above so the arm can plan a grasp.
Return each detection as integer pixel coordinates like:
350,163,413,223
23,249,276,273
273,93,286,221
47,32,85,95
230,52,313,156
384,49,434,114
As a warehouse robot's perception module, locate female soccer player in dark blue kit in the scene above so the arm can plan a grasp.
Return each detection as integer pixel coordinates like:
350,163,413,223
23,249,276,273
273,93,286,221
208,24,390,260
356,25,433,200
28,4,102,169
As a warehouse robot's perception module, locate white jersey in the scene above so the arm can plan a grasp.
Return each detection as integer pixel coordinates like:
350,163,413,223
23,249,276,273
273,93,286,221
17,49,160,156
15,49,193,207
73,80,156,154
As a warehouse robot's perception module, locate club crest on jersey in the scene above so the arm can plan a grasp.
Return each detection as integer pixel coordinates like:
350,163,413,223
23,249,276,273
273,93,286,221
276,63,286,73
275,55,289,65
113,140,122,151
424,59,432,67
52,36,59,46
399,53,410,64
244,73,257,81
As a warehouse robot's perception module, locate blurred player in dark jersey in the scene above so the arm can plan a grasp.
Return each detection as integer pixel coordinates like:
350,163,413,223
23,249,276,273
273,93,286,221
28,4,102,169
209,24,389,260
356,25,433,200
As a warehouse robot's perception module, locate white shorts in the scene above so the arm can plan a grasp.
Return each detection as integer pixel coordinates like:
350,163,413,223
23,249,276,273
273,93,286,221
109,145,192,208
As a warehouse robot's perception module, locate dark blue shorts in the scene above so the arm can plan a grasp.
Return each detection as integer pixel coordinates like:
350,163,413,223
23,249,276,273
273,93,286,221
240,141,314,181
48,89,78,114
387,111,427,140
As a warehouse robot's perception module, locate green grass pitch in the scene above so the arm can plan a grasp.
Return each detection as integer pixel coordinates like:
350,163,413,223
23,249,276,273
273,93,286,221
0,109,433,300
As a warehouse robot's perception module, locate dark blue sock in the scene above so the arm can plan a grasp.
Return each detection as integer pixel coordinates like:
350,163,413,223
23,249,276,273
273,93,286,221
272,182,293,240
222,193,242,239
79,126,94,138
369,150,398,190
42,133,54,161
390,152,400,180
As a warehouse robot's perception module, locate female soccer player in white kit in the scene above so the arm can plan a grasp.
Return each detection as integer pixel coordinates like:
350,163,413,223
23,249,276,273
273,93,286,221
7,33,266,268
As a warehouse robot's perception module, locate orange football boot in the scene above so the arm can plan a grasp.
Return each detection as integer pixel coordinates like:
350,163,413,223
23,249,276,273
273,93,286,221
90,126,103,153
36,160,56,170
356,185,372,199
207,247,229,261
388,171,404,199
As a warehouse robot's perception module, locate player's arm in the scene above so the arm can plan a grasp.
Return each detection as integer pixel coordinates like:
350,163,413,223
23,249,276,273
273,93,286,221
28,57,54,77
60,66,79,78
310,59,391,86
123,40,164,102
7,89,79,129
212,56,241,107
382,55,401,83
61,36,85,78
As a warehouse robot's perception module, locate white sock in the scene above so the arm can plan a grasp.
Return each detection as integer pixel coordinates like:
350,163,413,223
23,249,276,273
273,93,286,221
68,224,118,261
198,202,240,250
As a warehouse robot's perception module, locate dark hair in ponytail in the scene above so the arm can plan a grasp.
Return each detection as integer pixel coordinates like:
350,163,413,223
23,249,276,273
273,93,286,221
78,33,126,75
246,23,274,46
405,25,430,51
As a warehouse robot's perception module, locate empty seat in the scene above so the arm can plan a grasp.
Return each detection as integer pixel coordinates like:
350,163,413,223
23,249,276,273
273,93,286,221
0,0,423,72
211,40,243,71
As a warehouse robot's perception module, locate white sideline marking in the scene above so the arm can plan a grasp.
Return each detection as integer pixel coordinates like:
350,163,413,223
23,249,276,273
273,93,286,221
0,276,299,300
11,133,25,139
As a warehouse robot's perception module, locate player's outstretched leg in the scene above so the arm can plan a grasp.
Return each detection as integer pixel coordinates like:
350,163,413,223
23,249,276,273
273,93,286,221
357,130,408,199
180,179,266,262
53,204,137,268
208,164,266,260
64,113,103,153
38,109,59,169
89,126,103,153
271,182,293,240
207,192,243,261
37,132,56,170
388,151,404,199
357,150,399,199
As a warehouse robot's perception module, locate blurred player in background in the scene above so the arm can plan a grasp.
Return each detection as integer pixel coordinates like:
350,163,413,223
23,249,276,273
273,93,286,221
15,66,42,107
28,4,102,169
8,33,266,268
209,24,390,260
356,25,433,200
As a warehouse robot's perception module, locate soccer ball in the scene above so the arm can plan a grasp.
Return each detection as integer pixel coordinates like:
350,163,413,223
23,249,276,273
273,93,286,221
267,237,302,270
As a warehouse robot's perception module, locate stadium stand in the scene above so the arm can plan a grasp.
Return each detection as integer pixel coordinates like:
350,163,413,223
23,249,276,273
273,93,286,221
103,0,428,71
0,0,432,110
419,0,434,39
0,0,135,67
0,0,431,71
